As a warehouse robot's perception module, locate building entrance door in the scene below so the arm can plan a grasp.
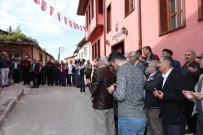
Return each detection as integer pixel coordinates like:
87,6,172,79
111,41,124,55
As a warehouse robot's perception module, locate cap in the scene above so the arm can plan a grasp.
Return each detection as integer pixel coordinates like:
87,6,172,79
196,53,203,58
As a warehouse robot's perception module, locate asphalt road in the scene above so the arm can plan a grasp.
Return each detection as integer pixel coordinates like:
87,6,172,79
0,85,95,135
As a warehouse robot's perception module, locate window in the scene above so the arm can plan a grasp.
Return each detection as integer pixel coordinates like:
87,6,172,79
88,4,91,25
86,11,89,27
86,5,90,27
7,51,21,59
91,0,94,19
39,53,43,63
98,0,103,14
159,0,185,34
45,56,47,62
198,0,203,20
125,0,134,16
84,47,87,57
92,40,100,60
107,4,111,33
81,52,83,59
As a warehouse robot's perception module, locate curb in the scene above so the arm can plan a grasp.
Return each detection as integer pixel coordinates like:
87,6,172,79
0,88,24,126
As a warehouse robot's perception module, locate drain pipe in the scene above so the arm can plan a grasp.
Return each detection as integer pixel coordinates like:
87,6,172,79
103,0,106,56
138,0,142,51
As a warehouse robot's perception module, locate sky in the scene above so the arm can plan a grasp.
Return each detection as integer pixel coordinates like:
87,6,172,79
0,0,85,60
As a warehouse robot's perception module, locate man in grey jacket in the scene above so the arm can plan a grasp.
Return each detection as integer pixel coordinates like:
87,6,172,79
107,52,147,135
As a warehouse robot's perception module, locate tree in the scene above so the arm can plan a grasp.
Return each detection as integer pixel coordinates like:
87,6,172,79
0,26,38,44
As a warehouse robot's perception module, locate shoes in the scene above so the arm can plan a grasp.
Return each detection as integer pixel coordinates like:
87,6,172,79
77,92,82,94
82,92,85,95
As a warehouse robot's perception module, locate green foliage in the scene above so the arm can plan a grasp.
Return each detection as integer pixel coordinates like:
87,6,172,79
0,26,38,44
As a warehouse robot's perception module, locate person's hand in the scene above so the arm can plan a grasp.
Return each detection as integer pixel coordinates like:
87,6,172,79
153,88,164,99
183,90,193,100
188,67,198,73
153,88,159,97
85,79,91,85
107,85,115,94
191,92,203,100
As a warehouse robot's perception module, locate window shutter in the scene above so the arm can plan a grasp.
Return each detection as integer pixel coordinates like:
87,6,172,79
125,0,129,16
198,0,203,20
159,0,168,33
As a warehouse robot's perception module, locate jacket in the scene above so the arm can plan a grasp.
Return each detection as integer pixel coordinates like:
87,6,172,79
89,67,116,110
144,71,163,108
181,61,200,91
160,69,186,124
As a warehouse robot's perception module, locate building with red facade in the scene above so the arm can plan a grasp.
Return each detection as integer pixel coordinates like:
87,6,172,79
77,0,203,64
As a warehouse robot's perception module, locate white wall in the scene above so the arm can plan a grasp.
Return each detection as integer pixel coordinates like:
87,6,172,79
75,42,91,61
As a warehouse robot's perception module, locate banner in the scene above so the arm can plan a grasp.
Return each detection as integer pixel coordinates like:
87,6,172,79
33,0,86,32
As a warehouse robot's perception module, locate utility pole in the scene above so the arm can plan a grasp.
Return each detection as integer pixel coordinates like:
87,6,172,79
58,46,66,61
58,47,60,61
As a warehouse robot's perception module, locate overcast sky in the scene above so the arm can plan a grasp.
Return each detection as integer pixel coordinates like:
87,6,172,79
0,0,85,60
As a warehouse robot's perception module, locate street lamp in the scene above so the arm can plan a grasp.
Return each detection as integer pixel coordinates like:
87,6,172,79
121,26,128,35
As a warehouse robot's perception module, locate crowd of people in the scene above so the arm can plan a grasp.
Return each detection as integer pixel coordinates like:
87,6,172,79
0,52,92,95
1,46,203,135
86,46,203,135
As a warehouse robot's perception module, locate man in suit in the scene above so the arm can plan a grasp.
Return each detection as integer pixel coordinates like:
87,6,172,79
153,56,186,135
32,59,40,88
144,60,163,135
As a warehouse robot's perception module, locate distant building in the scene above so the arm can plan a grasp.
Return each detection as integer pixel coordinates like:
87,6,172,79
73,37,91,61
64,55,75,63
0,29,54,64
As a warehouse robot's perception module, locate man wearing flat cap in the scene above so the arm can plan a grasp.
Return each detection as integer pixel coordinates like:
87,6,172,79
181,50,201,134
183,53,203,135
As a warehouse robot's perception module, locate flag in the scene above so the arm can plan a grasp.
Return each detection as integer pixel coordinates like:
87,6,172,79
75,23,80,29
73,22,77,29
57,12,60,22
64,17,67,25
79,25,83,31
33,0,40,5
41,0,47,11
69,20,72,28
83,26,87,32
50,6,54,16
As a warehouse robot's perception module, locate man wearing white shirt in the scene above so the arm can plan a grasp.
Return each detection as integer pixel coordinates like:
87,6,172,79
153,57,186,135
67,60,75,87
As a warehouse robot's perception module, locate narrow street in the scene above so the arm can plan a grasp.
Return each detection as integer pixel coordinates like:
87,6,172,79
0,85,95,135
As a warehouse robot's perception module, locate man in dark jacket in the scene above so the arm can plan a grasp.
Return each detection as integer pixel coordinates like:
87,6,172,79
86,56,116,135
181,50,201,134
144,60,163,135
21,56,31,86
31,59,40,88
154,56,186,135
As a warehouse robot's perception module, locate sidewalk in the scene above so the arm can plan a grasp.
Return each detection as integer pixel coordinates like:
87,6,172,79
0,84,24,126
